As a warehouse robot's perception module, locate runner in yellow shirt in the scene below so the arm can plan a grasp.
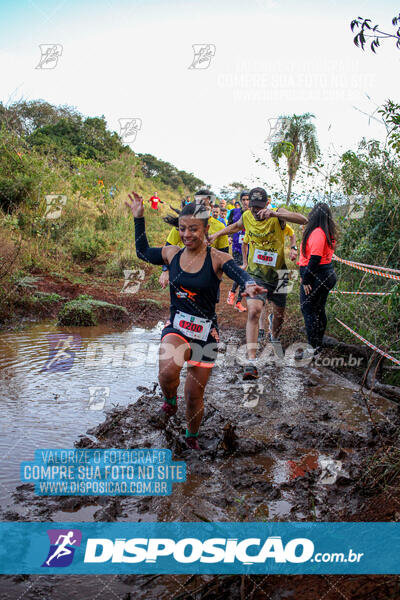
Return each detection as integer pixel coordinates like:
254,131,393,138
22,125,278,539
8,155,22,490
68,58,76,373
159,190,230,288
257,199,298,340
209,187,307,379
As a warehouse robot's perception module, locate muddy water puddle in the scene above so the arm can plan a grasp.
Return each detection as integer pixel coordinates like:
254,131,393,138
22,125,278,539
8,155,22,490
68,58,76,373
1,325,398,599
0,320,164,504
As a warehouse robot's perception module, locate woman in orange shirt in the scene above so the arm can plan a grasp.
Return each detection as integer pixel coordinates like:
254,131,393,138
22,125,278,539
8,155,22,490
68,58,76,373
299,203,338,355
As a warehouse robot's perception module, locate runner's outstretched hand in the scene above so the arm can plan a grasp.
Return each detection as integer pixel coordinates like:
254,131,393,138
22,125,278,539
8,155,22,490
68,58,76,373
242,282,269,298
125,191,144,218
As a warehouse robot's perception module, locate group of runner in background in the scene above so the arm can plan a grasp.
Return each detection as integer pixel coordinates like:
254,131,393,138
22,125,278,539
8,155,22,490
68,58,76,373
127,187,337,449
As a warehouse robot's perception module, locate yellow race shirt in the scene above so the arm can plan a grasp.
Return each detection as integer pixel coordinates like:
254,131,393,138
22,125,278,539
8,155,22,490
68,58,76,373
242,209,286,283
270,205,294,238
284,223,294,237
166,216,230,250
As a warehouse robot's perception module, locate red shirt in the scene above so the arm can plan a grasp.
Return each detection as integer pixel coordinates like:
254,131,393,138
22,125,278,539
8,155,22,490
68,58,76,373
149,196,161,209
299,227,335,266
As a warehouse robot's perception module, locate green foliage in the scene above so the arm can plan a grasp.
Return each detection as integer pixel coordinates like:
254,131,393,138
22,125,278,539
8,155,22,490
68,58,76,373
378,100,400,154
12,274,39,288
219,182,249,201
326,130,400,361
58,294,98,326
350,14,400,53
138,153,204,191
142,272,161,290
0,100,79,137
28,115,127,162
70,228,106,262
269,113,320,202
0,126,60,211
57,294,128,326
33,291,64,303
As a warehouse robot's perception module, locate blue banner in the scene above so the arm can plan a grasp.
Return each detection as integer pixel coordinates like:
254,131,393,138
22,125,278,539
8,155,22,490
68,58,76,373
0,522,399,574
20,449,186,496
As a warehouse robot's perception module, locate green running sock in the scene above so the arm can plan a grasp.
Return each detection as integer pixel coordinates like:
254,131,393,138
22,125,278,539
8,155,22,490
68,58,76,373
164,395,177,406
185,429,199,438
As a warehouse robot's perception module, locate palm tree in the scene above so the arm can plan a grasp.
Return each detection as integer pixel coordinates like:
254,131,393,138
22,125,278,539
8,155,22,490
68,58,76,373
270,113,320,203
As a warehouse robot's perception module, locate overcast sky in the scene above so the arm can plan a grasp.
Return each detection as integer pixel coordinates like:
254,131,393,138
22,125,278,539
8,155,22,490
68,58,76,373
1,0,399,194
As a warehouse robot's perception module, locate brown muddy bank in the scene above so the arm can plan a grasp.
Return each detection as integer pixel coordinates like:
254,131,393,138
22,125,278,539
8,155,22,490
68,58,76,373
0,268,170,331
3,346,400,599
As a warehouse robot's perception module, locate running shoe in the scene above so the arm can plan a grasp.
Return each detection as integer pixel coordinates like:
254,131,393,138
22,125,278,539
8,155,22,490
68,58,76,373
185,437,200,450
234,301,247,312
161,401,177,417
227,291,235,305
243,364,259,380
258,328,265,341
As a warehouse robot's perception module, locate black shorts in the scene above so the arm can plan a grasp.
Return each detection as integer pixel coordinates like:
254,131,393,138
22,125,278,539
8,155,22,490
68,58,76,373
248,275,287,308
161,319,219,368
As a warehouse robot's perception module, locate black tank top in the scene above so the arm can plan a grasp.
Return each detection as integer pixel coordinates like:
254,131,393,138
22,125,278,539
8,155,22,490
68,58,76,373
169,246,221,323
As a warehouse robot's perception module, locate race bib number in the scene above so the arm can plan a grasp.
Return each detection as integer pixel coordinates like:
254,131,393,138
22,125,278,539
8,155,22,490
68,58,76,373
239,234,245,244
253,248,278,267
173,310,212,341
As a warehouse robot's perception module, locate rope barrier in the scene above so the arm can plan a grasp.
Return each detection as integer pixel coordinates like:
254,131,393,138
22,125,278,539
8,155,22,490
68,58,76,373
333,255,400,281
335,318,400,366
330,290,390,296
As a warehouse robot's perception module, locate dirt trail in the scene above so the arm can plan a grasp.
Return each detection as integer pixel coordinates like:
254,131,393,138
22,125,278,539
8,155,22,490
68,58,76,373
3,324,400,599
2,278,400,599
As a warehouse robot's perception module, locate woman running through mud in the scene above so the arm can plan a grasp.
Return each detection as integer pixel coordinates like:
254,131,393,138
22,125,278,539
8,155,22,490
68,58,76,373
299,202,337,357
126,191,267,450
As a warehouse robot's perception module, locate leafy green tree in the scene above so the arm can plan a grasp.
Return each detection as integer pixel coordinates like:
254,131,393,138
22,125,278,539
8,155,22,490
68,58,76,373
138,153,204,191
270,113,320,203
0,125,60,211
0,100,79,136
28,115,126,162
350,13,400,53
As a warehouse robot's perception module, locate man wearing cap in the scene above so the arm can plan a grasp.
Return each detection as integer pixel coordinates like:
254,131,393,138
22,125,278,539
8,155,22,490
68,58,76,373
257,195,298,341
209,187,307,379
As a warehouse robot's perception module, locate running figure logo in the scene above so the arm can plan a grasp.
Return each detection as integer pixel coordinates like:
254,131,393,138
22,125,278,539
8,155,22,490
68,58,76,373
42,334,81,373
242,383,264,408
266,117,289,143
88,386,110,410
42,529,82,567
44,194,67,220
121,268,145,294
188,44,216,70
118,118,142,143
275,269,299,294
35,44,63,69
